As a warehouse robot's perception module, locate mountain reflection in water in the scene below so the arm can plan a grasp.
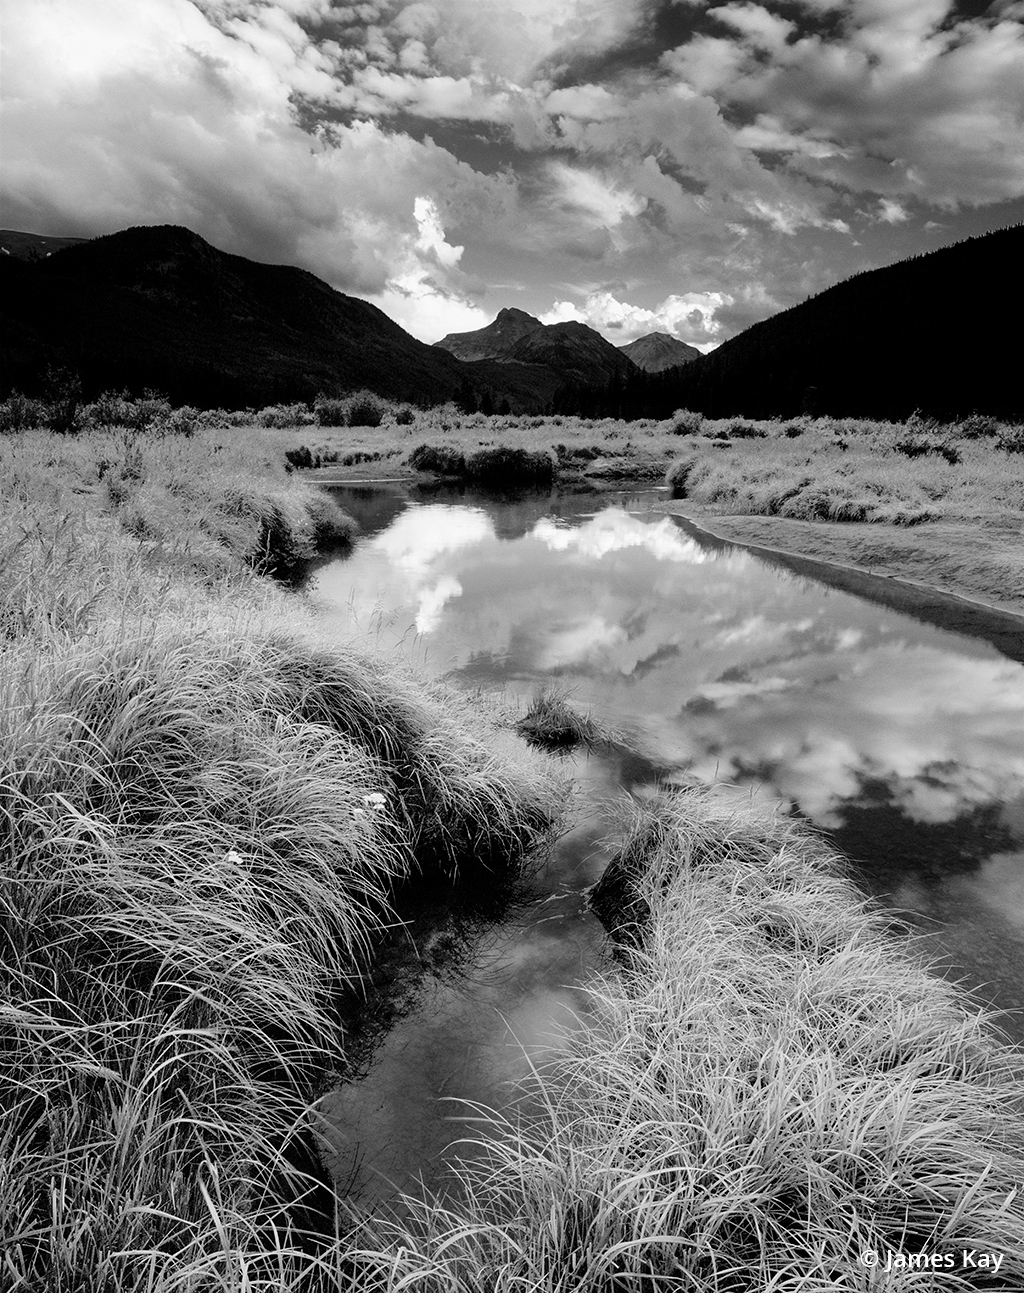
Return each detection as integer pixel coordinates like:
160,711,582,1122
309,483,1024,1198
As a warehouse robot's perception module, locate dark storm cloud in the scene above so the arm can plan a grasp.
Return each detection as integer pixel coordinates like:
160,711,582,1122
4,0,1023,343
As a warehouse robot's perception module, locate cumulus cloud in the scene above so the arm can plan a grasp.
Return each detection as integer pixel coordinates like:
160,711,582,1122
540,289,733,346
675,0,1024,209
3,0,1023,343
531,511,711,562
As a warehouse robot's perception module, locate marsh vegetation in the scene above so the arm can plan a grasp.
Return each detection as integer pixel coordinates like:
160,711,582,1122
344,790,1024,1291
0,425,560,1287
2,414,1023,1289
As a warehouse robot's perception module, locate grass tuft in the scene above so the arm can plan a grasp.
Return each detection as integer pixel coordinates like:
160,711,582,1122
343,789,1024,1290
0,428,563,1289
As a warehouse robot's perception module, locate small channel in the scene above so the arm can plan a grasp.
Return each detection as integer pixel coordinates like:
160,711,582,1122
305,480,1024,1206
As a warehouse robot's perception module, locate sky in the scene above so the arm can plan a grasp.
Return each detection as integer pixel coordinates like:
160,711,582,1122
3,1,1024,348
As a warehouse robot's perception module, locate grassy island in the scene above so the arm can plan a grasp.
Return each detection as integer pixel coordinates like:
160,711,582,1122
2,418,1022,1289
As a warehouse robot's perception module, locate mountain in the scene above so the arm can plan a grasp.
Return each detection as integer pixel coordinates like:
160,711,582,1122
504,321,638,387
436,311,638,389
1,229,91,261
0,225,583,411
618,333,701,373
666,224,1023,421
0,224,487,408
434,307,544,360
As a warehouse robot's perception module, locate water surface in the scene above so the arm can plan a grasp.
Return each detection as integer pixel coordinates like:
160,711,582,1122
309,482,1024,1201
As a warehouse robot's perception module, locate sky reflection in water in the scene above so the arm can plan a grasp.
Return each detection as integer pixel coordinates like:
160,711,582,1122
313,485,1024,1197
314,489,1024,836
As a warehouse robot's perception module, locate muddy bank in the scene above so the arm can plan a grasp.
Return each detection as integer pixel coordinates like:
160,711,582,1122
663,502,1024,657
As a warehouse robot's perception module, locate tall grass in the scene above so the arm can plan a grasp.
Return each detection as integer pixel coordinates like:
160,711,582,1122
666,416,1024,527
0,428,562,1288
343,790,1024,1290
1,426,357,585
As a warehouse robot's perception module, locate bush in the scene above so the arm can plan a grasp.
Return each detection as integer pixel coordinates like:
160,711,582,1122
726,420,767,439
956,413,1002,439
314,396,348,427
395,405,416,426
464,446,555,485
669,408,704,435
0,392,48,431
346,392,385,428
151,405,202,437
284,445,317,470
996,424,1024,454
44,366,84,435
255,403,314,428
407,443,467,475
85,389,172,430
783,423,804,438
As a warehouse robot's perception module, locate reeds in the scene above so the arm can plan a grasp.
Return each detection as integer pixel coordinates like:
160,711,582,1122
0,428,562,1288
666,417,1024,527
343,790,1024,1290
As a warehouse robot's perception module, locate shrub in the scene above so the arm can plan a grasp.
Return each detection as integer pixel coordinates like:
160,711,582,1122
996,424,1024,453
83,389,170,430
783,423,804,438
44,366,84,435
727,420,766,439
314,396,348,427
151,405,202,437
956,413,1001,439
669,408,705,435
0,392,48,431
464,445,555,485
284,445,317,470
255,403,314,428
407,443,467,475
395,405,416,426
346,391,385,428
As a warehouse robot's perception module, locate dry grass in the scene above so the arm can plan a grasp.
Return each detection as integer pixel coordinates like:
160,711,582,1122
666,416,1024,529
6,424,1022,1289
0,428,562,1290
342,790,1024,1291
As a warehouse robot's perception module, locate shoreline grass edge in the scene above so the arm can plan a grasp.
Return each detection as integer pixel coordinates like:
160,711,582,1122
344,788,1024,1291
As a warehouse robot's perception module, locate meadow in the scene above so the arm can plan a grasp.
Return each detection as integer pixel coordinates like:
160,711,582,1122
2,406,1023,1290
255,399,1024,613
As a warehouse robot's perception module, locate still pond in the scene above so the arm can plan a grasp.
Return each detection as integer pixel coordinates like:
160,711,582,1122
304,482,1024,1206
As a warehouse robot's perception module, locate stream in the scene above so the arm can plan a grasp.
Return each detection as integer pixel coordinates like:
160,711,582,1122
304,481,1024,1208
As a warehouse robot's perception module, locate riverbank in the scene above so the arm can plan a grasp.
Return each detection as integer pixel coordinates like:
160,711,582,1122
661,417,1024,619
0,427,562,1288
275,406,1024,619
5,423,1024,1289
345,788,1024,1290
668,503,1024,625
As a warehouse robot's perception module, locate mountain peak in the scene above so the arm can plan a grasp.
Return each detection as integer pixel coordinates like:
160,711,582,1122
617,332,701,373
433,308,544,361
